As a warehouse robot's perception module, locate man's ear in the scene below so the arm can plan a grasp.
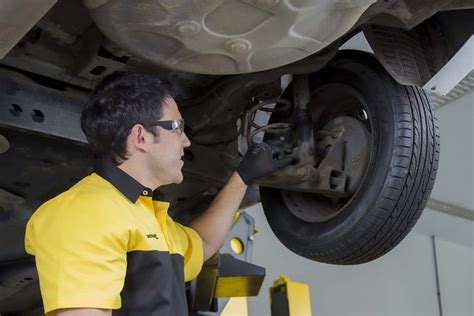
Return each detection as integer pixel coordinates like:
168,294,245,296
128,124,152,153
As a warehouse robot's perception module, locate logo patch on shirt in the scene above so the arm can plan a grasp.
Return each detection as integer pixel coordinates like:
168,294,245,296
146,234,159,239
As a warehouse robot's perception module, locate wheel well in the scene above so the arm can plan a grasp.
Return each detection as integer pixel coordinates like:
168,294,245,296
363,9,474,87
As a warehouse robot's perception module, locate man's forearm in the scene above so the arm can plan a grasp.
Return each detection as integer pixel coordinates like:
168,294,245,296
189,172,247,260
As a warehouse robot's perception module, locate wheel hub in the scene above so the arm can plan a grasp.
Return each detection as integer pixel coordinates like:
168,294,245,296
283,115,371,222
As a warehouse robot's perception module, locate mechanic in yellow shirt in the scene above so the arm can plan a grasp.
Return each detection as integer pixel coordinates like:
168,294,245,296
25,72,291,316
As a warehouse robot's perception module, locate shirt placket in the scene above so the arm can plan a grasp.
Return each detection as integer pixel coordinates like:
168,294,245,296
153,200,176,250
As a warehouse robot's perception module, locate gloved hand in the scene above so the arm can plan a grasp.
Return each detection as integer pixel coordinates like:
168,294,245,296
236,142,293,185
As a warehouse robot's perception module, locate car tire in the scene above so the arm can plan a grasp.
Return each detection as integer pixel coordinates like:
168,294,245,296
260,50,440,265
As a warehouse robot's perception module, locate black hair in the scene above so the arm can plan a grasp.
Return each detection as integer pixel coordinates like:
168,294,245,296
81,72,178,165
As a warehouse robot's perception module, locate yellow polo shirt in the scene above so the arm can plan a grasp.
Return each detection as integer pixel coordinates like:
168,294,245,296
25,160,203,315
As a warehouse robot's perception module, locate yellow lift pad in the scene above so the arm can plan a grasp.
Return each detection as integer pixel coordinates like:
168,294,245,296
269,275,312,316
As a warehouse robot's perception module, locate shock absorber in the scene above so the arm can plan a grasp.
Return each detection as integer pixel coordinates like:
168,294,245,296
292,75,318,181
239,75,320,189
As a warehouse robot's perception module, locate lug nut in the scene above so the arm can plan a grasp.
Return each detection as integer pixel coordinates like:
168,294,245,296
297,165,318,181
296,167,306,178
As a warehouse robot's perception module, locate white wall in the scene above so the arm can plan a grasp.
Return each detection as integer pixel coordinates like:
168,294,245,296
436,239,474,316
429,91,474,211
415,207,473,248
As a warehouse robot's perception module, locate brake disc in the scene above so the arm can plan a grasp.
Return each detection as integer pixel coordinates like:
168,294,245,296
282,115,371,223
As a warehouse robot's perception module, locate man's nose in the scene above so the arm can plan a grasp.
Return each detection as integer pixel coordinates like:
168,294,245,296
182,133,191,148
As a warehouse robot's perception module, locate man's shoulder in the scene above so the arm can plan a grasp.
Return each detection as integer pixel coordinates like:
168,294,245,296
34,173,128,218
25,174,131,256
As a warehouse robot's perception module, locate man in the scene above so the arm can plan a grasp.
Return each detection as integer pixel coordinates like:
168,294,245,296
25,73,292,315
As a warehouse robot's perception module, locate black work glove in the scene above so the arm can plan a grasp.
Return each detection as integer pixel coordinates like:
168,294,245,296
236,142,293,185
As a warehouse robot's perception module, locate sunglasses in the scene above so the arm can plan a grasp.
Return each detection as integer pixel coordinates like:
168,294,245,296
149,119,185,135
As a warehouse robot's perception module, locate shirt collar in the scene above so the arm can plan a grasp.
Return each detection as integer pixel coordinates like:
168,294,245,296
94,159,161,203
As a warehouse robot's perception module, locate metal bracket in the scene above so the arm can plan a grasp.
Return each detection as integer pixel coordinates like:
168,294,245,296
188,212,264,315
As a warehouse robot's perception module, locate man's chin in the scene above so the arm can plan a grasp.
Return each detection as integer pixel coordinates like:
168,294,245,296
157,171,183,186
173,172,184,184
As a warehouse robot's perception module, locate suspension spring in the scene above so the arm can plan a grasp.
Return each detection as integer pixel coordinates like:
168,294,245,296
242,98,292,147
